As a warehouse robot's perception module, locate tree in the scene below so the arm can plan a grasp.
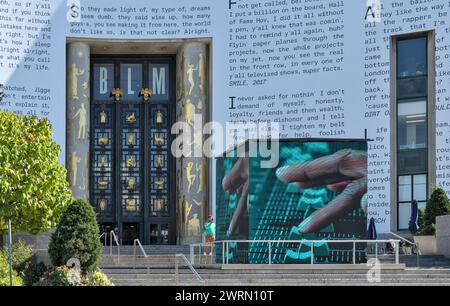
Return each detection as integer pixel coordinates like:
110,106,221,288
419,188,450,235
48,199,102,274
0,111,72,234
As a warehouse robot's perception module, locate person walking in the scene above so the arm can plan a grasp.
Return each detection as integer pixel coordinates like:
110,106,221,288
204,215,216,255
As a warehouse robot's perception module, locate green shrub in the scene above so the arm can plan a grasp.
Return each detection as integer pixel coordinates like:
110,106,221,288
23,261,48,286
0,253,23,286
419,188,450,235
1,240,34,274
34,265,81,286
48,199,102,274
85,270,113,286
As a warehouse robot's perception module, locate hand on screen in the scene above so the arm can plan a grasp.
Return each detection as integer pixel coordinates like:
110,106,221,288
222,157,249,237
276,149,367,234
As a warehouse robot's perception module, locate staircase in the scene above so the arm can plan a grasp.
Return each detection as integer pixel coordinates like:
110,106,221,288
102,245,190,256
100,246,450,286
102,267,450,286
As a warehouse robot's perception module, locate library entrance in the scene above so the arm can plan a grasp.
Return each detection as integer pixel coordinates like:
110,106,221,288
89,56,176,245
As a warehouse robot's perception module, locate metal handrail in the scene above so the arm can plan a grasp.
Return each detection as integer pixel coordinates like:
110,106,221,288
175,253,204,284
190,239,402,265
389,232,420,267
99,232,107,247
389,231,415,245
109,230,120,263
133,239,149,274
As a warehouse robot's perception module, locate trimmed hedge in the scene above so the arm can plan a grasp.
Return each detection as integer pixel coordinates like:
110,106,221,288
48,199,102,274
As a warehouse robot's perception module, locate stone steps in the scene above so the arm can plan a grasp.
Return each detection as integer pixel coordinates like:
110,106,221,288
101,266,450,286
100,247,450,285
102,267,450,275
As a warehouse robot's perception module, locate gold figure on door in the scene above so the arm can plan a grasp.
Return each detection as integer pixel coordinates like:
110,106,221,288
126,112,136,122
69,152,81,187
99,199,107,211
188,213,200,237
196,161,206,193
156,110,164,124
69,63,84,100
98,180,108,189
100,110,107,124
155,178,164,190
110,88,123,102
186,162,196,193
186,63,198,96
98,136,108,146
127,133,135,145
184,99,195,127
154,134,164,146
126,156,136,168
127,177,135,190
99,155,107,168
182,197,192,223
155,198,163,212
155,155,163,167
73,103,87,139
139,87,152,101
126,199,137,212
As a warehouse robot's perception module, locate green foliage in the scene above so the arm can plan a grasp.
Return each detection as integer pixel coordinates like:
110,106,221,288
85,270,113,286
0,252,23,286
1,239,34,274
48,199,102,274
34,265,81,286
418,188,450,235
23,261,48,286
0,111,73,234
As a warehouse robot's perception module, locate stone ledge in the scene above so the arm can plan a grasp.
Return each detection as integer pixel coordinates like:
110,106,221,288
221,264,406,270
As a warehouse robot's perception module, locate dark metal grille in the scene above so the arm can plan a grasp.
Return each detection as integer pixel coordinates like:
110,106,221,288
90,57,175,244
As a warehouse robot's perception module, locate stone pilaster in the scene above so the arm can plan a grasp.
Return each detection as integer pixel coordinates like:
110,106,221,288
177,42,209,244
67,42,90,200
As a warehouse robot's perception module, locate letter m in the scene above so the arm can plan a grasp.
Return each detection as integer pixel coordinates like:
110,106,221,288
152,67,166,95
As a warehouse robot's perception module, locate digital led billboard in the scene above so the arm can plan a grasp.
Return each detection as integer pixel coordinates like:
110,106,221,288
216,139,368,264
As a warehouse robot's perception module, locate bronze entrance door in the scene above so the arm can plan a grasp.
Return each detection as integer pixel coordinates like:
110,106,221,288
90,56,176,245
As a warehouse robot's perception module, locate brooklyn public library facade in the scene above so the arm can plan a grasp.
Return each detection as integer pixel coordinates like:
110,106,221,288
1,0,450,247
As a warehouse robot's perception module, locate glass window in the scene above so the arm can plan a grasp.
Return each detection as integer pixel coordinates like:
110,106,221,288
397,77,427,99
398,175,412,202
93,64,114,101
397,37,427,78
398,99,427,150
413,174,427,201
398,202,411,229
120,64,142,101
398,174,427,230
